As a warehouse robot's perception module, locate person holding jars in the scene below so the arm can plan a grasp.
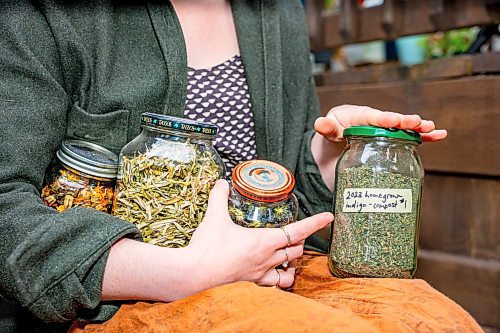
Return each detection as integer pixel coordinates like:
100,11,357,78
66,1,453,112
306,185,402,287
0,1,481,333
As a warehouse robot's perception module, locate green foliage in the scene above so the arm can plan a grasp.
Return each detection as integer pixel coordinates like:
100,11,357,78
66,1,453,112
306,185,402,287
427,27,479,59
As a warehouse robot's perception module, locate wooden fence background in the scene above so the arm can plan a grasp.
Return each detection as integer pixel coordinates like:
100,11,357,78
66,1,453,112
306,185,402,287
307,0,500,330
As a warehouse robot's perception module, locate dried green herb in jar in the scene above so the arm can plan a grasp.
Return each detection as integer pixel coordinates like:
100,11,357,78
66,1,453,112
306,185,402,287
330,166,421,278
328,126,424,279
112,113,224,248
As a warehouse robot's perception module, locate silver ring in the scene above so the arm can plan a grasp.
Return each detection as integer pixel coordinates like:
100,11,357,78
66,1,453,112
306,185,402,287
282,248,289,268
280,226,292,247
275,268,281,288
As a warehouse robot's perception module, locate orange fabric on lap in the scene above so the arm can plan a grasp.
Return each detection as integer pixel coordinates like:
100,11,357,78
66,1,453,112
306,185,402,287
74,253,482,333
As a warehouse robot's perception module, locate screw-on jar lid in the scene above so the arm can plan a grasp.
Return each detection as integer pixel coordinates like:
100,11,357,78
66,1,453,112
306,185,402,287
141,113,218,137
56,140,119,179
343,126,422,144
232,160,295,203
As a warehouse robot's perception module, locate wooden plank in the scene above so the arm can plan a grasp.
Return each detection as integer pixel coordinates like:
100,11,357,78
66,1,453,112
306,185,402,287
409,56,474,81
473,52,500,74
317,81,408,115
315,52,500,86
320,0,499,50
420,174,500,260
415,76,500,176
415,249,500,328
319,63,409,86
316,76,500,176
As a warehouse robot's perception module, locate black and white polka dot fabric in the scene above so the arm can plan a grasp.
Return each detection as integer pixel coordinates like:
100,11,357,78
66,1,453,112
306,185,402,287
184,55,257,176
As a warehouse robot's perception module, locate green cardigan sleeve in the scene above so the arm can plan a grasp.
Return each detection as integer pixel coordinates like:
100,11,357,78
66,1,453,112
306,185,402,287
294,77,334,253
295,76,334,213
0,1,141,323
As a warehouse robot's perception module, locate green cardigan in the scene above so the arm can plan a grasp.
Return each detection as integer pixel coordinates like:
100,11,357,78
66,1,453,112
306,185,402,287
0,0,333,327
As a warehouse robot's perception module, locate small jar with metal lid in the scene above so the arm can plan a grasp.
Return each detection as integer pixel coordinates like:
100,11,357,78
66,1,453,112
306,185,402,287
41,140,118,213
329,126,424,279
112,113,225,248
228,160,298,228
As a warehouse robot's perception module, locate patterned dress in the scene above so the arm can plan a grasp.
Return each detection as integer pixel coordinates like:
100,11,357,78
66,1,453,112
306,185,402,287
184,55,257,176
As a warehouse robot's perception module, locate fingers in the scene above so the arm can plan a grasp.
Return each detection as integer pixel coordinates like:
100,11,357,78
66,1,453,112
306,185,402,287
314,116,343,142
204,179,230,218
355,109,400,128
258,267,296,289
317,105,448,143
363,112,421,130
316,106,423,142
270,212,333,249
268,243,304,268
399,114,422,129
414,120,435,133
421,129,448,142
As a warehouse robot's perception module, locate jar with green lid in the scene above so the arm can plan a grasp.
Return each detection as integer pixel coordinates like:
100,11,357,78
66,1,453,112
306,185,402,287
228,160,298,228
328,126,424,278
41,140,118,213
112,113,225,248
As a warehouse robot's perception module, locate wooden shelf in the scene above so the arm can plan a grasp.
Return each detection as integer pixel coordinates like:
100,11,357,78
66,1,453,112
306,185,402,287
315,52,500,86
317,75,500,176
309,0,500,51
311,2,500,329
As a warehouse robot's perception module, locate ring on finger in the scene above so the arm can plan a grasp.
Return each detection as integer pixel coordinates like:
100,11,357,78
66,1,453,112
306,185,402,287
275,268,281,288
282,248,289,268
280,226,292,247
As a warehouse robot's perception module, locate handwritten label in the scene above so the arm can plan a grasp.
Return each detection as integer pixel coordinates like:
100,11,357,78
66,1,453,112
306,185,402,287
342,188,412,213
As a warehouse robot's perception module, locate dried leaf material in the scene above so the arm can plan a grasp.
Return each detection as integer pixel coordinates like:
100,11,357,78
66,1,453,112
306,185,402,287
112,141,222,248
41,167,115,213
228,186,298,228
329,166,421,278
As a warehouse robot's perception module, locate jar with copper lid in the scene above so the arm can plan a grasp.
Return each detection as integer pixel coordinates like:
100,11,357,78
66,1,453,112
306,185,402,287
228,160,298,228
41,140,118,213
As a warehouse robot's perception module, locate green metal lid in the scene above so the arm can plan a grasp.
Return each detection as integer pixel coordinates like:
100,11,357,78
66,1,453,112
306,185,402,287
343,126,422,144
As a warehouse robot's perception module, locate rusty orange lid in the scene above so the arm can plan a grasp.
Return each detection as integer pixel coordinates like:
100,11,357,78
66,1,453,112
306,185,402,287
231,160,295,203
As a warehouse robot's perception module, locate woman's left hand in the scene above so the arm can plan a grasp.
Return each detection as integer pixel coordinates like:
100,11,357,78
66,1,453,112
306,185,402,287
314,104,447,143
310,104,448,191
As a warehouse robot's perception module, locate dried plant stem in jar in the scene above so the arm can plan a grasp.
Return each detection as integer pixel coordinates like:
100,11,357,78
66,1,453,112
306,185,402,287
330,166,421,278
113,142,221,247
42,168,115,213
40,140,118,213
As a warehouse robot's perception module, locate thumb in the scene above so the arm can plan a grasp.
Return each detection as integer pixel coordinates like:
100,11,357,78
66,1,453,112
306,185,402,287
314,116,343,142
205,179,230,217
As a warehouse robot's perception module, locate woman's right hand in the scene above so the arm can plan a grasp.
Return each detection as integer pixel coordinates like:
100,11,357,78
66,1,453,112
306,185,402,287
102,180,332,303
186,179,333,290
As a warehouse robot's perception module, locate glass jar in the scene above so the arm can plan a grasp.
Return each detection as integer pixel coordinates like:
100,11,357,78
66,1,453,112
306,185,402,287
328,126,424,278
112,113,225,248
41,140,118,213
228,160,298,228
